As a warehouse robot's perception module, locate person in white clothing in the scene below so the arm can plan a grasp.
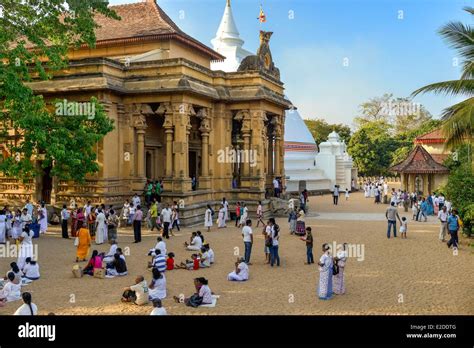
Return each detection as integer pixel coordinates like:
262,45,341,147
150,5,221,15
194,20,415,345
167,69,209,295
150,298,167,315
121,276,148,305
0,272,21,304
199,247,211,268
240,204,248,226
148,268,166,301
95,209,106,245
160,205,172,239
38,203,48,234
0,209,7,244
204,205,213,232
22,258,40,280
132,194,141,209
103,239,118,264
228,257,249,281
222,197,229,223
150,236,166,257
185,232,203,251
17,228,35,270
14,292,37,315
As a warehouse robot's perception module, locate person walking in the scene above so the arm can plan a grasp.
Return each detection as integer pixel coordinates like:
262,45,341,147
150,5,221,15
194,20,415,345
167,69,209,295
447,210,460,250
303,227,314,264
133,205,143,243
438,205,449,242
385,202,401,239
161,204,172,239
242,219,253,264
268,218,280,267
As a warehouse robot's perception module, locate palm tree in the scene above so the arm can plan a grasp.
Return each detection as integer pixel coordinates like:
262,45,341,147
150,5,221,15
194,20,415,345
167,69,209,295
412,6,473,150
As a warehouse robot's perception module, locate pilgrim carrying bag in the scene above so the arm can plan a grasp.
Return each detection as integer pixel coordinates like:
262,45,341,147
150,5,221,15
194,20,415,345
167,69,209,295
332,261,340,275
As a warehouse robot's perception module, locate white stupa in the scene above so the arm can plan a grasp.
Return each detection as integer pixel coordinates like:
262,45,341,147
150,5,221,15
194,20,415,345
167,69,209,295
284,109,331,192
210,0,253,72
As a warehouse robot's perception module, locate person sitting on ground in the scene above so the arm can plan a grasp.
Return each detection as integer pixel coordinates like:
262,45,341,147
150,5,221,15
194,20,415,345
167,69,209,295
21,258,40,281
173,277,213,308
203,243,215,264
166,252,175,271
199,247,211,268
82,250,103,276
175,254,200,270
227,257,249,281
102,239,118,264
149,249,166,272
148,268,166,301
121,275,148,306
0,272,21,305
149,236,166,257
13,292,37,315
184,232,203,251
150,298,167,315
106,253,128,278
197,231,204,243
4,262,21,283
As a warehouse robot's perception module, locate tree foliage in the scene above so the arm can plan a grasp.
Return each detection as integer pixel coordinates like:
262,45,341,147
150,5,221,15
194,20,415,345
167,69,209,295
304,118,351,145
412,6,474,151
0,0,119,182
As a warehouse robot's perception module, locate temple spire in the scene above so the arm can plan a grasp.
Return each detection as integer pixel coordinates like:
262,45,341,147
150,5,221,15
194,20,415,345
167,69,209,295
212,0,244,48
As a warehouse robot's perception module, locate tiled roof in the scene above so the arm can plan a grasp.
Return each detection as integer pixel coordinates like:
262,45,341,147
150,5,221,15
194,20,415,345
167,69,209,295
25,0,224,61
414,129,446,144
389,145,450,174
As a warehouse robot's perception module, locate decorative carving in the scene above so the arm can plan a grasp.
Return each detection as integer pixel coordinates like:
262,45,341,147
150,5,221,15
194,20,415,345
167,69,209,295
197,108,211,133
156,102,172,116
140,104,155,116
163,113,173,129
133,114,147,129
237,31,281,80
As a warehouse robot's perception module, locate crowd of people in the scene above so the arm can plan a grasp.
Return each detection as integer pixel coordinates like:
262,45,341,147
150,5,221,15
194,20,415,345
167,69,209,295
4,176,465,316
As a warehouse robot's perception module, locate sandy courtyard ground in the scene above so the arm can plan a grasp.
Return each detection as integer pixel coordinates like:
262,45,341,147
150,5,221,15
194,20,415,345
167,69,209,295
0,190,472,315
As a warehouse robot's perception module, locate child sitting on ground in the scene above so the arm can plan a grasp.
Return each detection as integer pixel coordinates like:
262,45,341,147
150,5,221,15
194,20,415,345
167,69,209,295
175,254,200,270
166,252,175,270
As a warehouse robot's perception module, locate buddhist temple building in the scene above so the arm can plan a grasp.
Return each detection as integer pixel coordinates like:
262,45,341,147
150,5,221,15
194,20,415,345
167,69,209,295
390,129,450,194
0,0,291,225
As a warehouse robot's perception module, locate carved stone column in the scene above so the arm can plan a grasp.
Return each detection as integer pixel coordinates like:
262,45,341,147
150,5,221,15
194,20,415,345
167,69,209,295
198,108,212,189
133,111,147,179
157,103,174,179
171,102,194,192
274,119,282,177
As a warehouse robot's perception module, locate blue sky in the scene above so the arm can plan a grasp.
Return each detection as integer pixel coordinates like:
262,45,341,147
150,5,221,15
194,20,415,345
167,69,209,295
109,0,471,127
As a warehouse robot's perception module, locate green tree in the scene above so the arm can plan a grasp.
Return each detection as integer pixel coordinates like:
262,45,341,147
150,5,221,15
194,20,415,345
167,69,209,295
412,6,474,150
304,118,351,145
0,0,119,182
347,121,398,176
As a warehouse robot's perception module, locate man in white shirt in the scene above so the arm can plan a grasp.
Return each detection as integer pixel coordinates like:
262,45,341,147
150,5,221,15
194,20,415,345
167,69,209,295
132,194,141,209
228,257,249,281
84,201,92,219
185,232,203,251
153,236,167,256
103,240,118,264
273,178,280,197
242,219,253,264
438,206,449,242
122,276,148,306
160,204,172,239
20,209,32,230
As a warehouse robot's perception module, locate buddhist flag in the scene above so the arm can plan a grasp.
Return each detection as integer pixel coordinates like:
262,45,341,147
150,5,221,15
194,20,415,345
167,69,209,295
258,5,266,23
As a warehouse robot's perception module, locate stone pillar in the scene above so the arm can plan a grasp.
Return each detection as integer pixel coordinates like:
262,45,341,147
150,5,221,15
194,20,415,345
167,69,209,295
267,125,274,187
198,108,212,189
274,122,282,177
171,102,194,192
157,103,174,179
133,113,147,179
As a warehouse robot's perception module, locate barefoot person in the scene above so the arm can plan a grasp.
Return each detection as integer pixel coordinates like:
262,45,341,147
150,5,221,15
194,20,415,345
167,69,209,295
318,243,333,300
227,257,249,281
76,222,91,262
148,268,166,301
333,243,348,295
14,292,37,315
204,205,213,232
121,275,148,305
242,219,253,264
173,277,213,308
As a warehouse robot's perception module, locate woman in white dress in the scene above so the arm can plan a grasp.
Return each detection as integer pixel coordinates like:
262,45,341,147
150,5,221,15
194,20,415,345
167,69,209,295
12,210,23,240
317,243,333,300
148,268,166,301
95,209,106,245
217,205,226,228
204,205,213,232
333,243,348,295
17,227,35,270
0,209,6,244
38,203,48,234
222,198,229,223
240,203,248,226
